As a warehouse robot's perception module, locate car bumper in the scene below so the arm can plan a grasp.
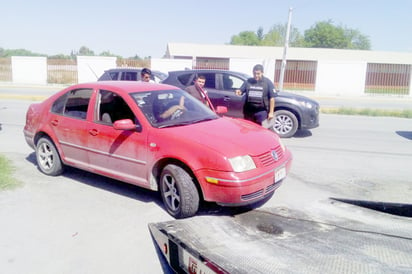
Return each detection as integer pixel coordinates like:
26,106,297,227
196,150,292,205
23,128,35,149
300,105,319,130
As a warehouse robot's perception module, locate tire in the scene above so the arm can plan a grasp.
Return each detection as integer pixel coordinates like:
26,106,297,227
36,137,64,176
272,110,299,138
159,164,200,219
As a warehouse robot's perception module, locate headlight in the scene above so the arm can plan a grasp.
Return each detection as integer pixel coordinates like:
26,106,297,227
278,138,286,152
299,100,313,109
228,155,256,172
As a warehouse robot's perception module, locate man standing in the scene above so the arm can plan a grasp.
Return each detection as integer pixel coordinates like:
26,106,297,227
235,64,277,125
185,75,210,107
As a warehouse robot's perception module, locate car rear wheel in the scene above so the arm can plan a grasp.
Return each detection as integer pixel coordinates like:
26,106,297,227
273,110,298,138
36,137,64,176
160,164,200,219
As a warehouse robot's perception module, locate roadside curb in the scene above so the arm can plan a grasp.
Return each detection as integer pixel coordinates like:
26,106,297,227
0,94,47,101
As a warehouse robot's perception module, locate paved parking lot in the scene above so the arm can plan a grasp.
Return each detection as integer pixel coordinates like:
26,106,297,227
0,94,411,273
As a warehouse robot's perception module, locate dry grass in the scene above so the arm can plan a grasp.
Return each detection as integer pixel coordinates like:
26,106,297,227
0,154,21,190
321,107,412,118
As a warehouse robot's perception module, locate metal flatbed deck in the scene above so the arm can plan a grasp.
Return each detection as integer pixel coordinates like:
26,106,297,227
149,200,412,273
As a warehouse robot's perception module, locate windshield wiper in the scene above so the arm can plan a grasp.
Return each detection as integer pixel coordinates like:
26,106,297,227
157,117,217,128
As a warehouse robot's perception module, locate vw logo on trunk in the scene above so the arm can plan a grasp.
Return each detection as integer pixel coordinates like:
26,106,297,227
271,150,279,161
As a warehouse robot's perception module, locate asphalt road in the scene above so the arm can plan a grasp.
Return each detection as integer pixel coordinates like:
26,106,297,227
0,96,411,273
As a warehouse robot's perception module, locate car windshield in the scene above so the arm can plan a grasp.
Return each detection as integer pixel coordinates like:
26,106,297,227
130,89,219,128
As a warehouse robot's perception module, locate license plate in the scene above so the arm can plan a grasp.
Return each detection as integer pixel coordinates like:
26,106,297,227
275,167,286,183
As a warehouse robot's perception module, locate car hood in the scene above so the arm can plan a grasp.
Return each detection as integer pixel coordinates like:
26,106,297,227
277,91,319,105
159,117,280,157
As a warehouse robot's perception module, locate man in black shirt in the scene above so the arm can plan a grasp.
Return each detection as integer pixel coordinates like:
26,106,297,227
236,64,277,125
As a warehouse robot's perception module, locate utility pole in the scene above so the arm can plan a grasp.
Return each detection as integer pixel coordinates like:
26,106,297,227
278,7,293,91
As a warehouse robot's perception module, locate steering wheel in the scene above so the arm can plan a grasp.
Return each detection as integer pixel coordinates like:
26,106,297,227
170,108,184,120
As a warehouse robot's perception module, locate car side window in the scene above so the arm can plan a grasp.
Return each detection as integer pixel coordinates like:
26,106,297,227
108,71,119,80
202,73,216,89
97,90,136,124
51,93,68,114
223,75,244,91
177,73,194,86
121,72,138,81
62,89,93,119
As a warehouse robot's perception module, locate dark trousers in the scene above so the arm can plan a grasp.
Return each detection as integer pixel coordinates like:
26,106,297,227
244,109,267,125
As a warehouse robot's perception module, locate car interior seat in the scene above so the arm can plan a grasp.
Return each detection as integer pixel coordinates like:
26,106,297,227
101,113,112,123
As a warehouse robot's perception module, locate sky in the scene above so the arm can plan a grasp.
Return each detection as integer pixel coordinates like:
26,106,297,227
1,0,412,58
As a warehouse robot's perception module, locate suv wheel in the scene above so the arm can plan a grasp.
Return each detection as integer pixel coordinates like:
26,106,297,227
273,110,298,138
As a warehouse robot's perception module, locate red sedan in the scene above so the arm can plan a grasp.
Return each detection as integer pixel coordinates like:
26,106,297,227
23,81,292,218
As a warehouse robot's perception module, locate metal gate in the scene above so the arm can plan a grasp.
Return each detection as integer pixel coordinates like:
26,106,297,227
365,63,411,95
274,60,317,91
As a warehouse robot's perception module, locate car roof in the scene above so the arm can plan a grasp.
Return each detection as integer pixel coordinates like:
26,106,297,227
167,69,250,78
70,81,180,94
104,67,165,74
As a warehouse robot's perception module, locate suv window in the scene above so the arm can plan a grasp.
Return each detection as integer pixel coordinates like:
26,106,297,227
108,71,119,80
176,73,194,86
120,72,138,81
202,73,216,89
222,74,244,91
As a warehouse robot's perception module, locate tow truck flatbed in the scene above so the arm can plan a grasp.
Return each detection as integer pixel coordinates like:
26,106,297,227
149,200,412,273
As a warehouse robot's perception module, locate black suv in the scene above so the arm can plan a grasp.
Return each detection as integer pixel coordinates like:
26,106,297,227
162,69,319,138
98,68,168,83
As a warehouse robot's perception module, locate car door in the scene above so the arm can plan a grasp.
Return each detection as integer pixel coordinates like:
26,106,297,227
208,72,245,118
49,88,93,168
86,89,149,186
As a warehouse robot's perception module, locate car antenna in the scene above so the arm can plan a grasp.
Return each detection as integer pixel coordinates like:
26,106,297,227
87,64,99,80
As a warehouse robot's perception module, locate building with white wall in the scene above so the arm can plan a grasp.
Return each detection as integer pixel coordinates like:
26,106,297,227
151,43,412,97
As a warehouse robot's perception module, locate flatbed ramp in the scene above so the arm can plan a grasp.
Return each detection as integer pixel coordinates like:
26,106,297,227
149,201,412,273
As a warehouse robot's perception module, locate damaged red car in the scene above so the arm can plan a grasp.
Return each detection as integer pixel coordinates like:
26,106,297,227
23,81,292,218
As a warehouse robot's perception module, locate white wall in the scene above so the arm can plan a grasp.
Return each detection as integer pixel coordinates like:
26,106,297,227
77,56,116,83
11,56,47,84
151,58,192,73
315,60,367,96
229,58,263,77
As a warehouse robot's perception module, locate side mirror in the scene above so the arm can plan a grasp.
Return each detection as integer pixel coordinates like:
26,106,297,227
215,106,228,114
113,119,136,131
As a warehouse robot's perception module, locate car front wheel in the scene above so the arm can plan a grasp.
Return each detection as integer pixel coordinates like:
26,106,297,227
273,110,299,138
36,137,64,176
160,164,200,219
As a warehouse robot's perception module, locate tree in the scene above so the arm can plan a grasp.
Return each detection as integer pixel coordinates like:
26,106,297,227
256,27,264,42
261,24,305,47
344,28,371,50
78,46,95,56
0,48,45,57
230,24,305,47
304,20,371,50
230,31,260,46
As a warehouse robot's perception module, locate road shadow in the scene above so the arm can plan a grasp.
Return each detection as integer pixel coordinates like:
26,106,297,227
396,131,412,140
292,129,312,138
25,152,164,207
26,152,273,218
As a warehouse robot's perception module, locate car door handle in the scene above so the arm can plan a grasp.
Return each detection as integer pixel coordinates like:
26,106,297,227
89,129,99,136
224,96,231,102
51,119,59,126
